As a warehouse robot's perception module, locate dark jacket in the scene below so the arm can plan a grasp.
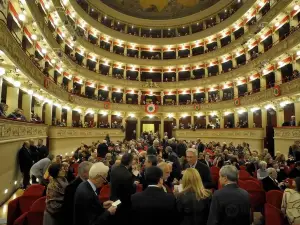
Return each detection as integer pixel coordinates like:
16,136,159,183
74,181,110,225
147,145,157,155
288,168,300,179
262,176,280,192
63,177,83,225
18,146,34,173
97,143,108,158
177,143,187,158
37,145,49,159
131,186,178,225
177,192,211,225
168,152,182,180
197,143,205,153
184,161,214,189
207,183,251,225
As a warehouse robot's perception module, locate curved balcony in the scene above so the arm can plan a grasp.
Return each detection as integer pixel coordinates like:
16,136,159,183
25,3,300,91
44,0,291,66
2,19,300,115
67,0,256,45
84,0,236,27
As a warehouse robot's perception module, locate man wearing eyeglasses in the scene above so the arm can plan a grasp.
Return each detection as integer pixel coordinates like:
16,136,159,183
74,162,116,225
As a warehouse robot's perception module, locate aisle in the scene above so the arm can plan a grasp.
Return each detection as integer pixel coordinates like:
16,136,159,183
0,190,24,225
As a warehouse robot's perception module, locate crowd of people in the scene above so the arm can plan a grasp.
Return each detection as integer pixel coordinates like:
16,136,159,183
16,131,300,225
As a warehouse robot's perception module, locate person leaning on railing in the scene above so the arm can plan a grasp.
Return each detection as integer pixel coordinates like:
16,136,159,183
0,102,8,117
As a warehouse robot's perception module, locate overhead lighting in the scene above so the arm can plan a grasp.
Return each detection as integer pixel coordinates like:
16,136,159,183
294,5,300,11
31,34,37,40
86,110,94,115
42,48,47,54
238,109,246,114
18,14,25,21
51,59,56,64
4,189,8,194
275,22,279,27
129,113,135,118
74,108,82,113
45,3,50,9
280,101,291,107
224,111,232,116
251,107,260,112
196,113,202,117
148,114,153,118
63,105,70,110
297,51,300,56
54,102,61,108
168,113,173,118
13,81,21,87
102,111,108,116
264,104,275,110
0,67,5,75
27,89,33,95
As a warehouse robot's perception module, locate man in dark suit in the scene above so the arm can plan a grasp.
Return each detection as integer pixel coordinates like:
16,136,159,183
207,165,251,225
184,148,214,189
131,166,178,225
97,140,108,158
197,139,205,153
289,161,300,178
262,168,283,192
18,141,34,189
63,161,92,225
74,162,117,225
110,154,136,225
37,139,48,159
139,155,158,190
147,139,159,155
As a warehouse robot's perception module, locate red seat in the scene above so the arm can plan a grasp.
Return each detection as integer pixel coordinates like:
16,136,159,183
13,197,46,225
26,197,46,225
23,184,45,197
71,163,79,176
240,165,247,170
136,184,143,193
99,184,110,203
266,190,283,209
239,170,252,180
243,180,266,212
265,203,284,225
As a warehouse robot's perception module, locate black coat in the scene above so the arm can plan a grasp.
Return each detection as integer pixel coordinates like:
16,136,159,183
18,147,34,173
97,143,108,158
30,145,39,163
131,186,178,225
177,192,211,225
37,145,49,159
110,164,136,225
288,168,300,179
184,161,214,189
74,181,110,225
177,143,187,158
197,143,205,153
168,152,182,180
262,176,280,192
110,164,136,207
63,177,83,225
207,183,251,225
147,145,157,155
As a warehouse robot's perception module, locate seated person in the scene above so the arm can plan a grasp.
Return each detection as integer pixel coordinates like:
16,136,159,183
7,108,26,121
262,167,285,192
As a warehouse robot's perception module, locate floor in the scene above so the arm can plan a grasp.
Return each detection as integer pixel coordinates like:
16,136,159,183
0,189,24,225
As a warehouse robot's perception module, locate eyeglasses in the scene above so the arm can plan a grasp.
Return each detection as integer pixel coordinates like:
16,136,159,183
99,174,108,184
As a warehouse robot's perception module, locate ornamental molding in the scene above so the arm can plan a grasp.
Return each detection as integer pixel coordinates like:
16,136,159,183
49,127,124,139
0,119,48,142
173,128,264,140
274,127,300,139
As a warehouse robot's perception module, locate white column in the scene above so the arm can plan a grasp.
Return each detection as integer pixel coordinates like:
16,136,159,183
67,109,72,127
295,102,300,125
248,110,254,128
276,108,284,127
56,107,62,122
137,116,141,139
160,116,164,139
234,112,239,127
45,103,52,125
261,109,267,136
22,93,32,121
6,86,19,114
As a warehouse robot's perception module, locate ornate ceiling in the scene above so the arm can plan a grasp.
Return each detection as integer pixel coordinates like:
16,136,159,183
100,0,220,19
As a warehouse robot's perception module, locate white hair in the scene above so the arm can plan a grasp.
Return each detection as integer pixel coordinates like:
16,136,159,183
89,162,109,179
186,148,198,156
103,140,107,144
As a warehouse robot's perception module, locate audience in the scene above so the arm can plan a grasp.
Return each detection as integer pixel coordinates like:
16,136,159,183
177,168,212,225
43,163,68,225
207,165,251,225
281,177,300,225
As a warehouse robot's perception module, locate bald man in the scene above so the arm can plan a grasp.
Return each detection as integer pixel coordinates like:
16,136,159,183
18,141,35,188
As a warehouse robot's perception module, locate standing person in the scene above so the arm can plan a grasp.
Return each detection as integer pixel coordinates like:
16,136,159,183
97,140,108,158
74,162,116,225
177,168,212,225
147,139,159,155
29,139,39,163
131,166,178,225
37,139,49,159
62,161,93,225
281,177,300,225
110,153,136,225
207,165,251,225
18,141,34,189
43,163,68,225
30,154,54,184
184,148,214,189
139,155,158,190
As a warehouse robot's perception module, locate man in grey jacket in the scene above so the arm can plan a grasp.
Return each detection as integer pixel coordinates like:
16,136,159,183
30,154,54,183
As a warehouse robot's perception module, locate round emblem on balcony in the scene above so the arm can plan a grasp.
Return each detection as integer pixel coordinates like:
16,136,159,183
273,85,281,97
194,104,200,111
145,104,157,114
234,98,240,106
104,102,111,109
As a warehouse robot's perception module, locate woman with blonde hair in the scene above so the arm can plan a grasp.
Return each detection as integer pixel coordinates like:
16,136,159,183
176,168,212,225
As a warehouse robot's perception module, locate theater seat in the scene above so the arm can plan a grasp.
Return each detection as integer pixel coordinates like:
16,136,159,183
240,165,246,170
99,184,110,203
239,170,252,180
71,163,79,176
13,196,46,225
266,190,283,209
265,203,284,225
23,184,45,197
244,180,266,212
